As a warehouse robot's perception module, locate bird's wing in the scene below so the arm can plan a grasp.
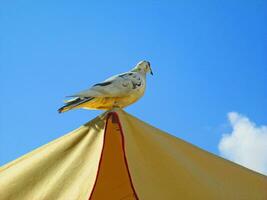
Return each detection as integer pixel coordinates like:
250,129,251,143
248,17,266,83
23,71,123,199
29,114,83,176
69,72,143,98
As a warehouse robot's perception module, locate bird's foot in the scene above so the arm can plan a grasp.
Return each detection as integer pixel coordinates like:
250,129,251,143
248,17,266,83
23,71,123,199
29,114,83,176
110,106,122,112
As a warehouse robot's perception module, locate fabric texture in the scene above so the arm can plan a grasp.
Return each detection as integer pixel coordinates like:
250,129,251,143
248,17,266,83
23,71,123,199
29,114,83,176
1,109,267,200
118,110,267,200
0,115,106,200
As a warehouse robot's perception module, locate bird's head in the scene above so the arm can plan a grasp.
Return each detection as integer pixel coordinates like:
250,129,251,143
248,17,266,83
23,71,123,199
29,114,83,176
132,60,153,75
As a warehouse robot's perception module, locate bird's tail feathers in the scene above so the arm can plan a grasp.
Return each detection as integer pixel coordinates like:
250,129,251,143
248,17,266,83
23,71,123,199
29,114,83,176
58,97,94,113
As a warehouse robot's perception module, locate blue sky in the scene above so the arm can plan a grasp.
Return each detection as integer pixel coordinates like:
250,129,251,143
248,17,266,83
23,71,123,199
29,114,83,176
1,1,267,170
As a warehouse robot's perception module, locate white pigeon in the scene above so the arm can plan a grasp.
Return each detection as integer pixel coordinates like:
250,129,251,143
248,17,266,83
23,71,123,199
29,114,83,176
58,61,153,113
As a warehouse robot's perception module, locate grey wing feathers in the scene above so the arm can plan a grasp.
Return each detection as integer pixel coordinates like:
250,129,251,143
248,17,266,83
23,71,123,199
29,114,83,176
69,72,136,98
93,81,113,87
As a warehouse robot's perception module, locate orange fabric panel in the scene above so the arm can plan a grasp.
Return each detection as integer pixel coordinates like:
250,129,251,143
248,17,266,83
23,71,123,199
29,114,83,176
89,113,138,200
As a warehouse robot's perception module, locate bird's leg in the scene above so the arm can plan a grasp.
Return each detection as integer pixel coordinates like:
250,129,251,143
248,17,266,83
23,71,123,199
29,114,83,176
110,107,121,113
111,101,122,111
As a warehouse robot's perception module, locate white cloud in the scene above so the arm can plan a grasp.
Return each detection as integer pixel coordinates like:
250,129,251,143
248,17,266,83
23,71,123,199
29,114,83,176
218,112,267,175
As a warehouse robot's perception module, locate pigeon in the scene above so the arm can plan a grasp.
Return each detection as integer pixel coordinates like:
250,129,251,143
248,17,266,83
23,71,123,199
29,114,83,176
58,61,153,113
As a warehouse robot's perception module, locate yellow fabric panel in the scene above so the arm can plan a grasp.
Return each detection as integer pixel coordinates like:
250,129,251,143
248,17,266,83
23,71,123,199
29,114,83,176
117,110,267,200
0,115,105,200
90,113,137,200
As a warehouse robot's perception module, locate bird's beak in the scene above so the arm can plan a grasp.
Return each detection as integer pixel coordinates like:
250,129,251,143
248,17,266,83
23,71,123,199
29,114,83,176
147,62,153,75
149,66,153,75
